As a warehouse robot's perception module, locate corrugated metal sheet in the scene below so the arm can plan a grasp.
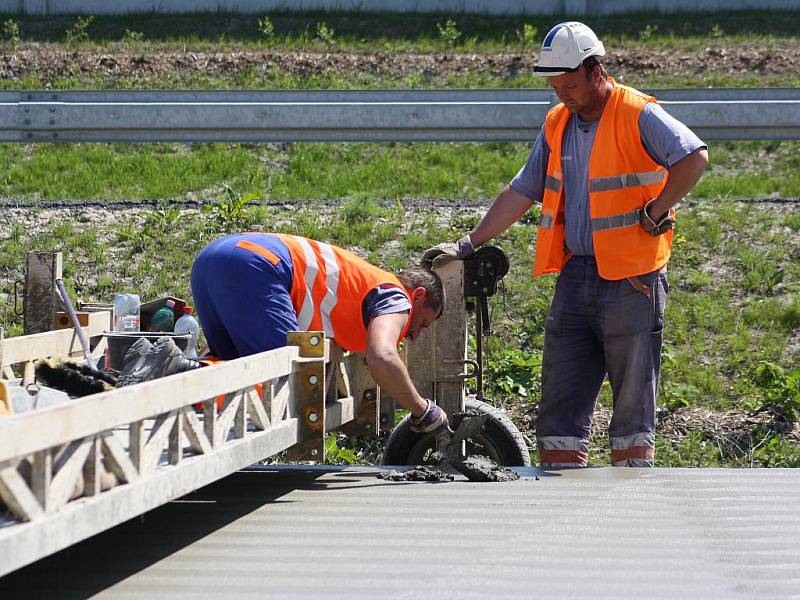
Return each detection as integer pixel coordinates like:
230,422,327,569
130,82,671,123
2,466,799,599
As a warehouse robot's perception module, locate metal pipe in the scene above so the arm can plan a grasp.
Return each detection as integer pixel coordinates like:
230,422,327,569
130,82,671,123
55,279,92,365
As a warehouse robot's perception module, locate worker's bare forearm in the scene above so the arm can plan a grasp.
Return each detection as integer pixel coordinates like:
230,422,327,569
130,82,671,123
365,313,427,417
649,148,709,217
469,185,535,247
366,347,427,417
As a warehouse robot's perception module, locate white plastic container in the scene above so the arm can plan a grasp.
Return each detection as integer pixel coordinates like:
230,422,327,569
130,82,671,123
112,293,141,332
174,305,200,358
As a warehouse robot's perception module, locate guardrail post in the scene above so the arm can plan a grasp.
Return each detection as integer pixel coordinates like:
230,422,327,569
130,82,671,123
286,331,325,461
23,252,62,335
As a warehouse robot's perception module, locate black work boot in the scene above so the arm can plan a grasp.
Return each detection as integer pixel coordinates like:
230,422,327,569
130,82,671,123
117,337,202,387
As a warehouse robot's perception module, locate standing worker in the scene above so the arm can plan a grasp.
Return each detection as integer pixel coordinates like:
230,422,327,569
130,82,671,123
425,22,708,468
119,232,449,435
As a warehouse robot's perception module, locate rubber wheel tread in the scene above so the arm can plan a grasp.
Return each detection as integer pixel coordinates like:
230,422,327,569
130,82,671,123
382,397,531,467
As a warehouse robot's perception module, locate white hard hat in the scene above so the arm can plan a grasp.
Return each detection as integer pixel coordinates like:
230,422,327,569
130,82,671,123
533,21,605,76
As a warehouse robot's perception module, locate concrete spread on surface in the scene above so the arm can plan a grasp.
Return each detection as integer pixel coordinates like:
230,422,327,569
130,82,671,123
2,465,799,599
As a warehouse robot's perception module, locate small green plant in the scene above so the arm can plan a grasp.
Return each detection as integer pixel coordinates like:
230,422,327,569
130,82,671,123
738,249,785,294
638,24,659,41
122,28,144,46
315,21,335,47
710,24,725,38
201,184,258,233
65,15,94,47
2,19,19,51
116,222,154,253
660,382,700,412
297,24,311,45
436,19,462,50
753,361,800,423
9,222,25,244
324,434,358,465
339,195,388,225
257,16,275,42
784,213,800,231
144,204,187,232
481,347,542,399
515,23,538,50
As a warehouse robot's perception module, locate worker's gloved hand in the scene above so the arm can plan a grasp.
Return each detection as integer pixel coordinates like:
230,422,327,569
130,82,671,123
421,235,475,269
640,199,675,236
409,399,449,433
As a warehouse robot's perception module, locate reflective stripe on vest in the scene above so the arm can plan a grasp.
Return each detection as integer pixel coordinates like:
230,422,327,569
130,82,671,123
276,234,411,352
589,169,665,193
290,235,341,338
318,241,340,337
544,174,562,194
291,235,339,337
591,208,640,232
539,174,564,230
534,80,671,280
539,209,565,230
293,236,319,331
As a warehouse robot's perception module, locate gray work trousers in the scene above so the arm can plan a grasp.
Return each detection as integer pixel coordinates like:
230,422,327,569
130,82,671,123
536,255,668,467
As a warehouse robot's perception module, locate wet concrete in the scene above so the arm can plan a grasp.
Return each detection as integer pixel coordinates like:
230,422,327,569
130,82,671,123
376,466,454,482
450,456,520,482
377,456,519,483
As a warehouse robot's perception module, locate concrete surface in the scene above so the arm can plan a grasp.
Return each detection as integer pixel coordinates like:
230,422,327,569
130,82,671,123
1,465,798,599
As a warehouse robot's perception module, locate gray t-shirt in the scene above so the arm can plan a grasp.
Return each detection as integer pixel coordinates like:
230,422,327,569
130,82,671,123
510,101,707,256
362,285,411,328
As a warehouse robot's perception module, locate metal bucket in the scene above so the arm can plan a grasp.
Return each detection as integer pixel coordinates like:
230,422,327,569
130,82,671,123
103,331,190,372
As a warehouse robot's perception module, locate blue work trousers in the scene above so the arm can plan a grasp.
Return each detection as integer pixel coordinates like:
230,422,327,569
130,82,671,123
536,256,668,468
191,234,299,360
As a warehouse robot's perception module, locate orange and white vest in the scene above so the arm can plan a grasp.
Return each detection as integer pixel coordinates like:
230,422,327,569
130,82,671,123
274,234,411,352
534,80,671,280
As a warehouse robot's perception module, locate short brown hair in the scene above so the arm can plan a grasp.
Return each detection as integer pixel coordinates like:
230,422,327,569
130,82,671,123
582,56,608,80
397,267,445,318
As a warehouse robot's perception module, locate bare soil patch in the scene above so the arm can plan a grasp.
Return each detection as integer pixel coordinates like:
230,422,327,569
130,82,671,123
0,44,797,85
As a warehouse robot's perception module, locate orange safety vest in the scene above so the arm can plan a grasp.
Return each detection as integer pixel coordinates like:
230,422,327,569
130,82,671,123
533,80,671,281
270,234,411,352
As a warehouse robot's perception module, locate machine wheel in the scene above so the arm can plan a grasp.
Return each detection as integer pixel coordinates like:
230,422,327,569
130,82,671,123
382,397,531,466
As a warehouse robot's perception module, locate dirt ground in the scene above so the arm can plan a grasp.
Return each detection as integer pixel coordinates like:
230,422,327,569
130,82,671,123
0,43,797,85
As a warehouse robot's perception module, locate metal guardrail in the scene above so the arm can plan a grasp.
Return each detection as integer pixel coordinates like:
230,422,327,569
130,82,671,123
1,88,798,143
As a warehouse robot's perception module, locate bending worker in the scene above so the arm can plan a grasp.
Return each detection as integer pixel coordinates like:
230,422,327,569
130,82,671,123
425,22,708,468
119,232,448,435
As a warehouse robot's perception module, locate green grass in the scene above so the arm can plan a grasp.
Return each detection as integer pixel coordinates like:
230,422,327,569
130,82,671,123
1,140,799,203
0,144,263,200
1,10,799,53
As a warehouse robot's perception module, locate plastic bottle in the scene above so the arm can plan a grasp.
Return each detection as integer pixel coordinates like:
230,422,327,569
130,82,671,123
113,293,141,332
147,299,176,332
174,306,200,358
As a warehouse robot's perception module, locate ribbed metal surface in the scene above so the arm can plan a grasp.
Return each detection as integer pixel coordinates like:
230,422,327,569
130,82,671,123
2,466,799,599
2,88,799,142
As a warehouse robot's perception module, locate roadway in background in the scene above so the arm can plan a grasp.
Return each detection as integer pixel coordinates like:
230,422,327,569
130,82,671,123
2,0,800,16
